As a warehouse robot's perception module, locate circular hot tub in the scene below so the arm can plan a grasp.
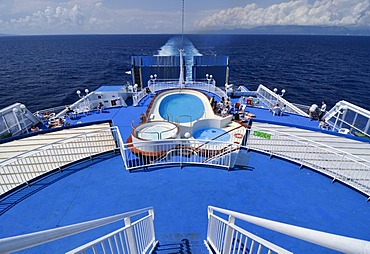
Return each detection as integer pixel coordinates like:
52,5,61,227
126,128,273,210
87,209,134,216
134,121,179,141
193,127,231,142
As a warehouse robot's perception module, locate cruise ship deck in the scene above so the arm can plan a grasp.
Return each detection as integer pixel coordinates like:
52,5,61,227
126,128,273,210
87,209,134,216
0,91,369,254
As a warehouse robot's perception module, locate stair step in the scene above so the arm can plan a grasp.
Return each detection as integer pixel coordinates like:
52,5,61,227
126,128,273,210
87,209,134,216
153,239,208,254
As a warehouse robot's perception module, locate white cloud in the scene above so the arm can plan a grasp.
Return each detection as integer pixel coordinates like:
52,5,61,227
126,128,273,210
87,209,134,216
0,1,183,34
195,0,370,30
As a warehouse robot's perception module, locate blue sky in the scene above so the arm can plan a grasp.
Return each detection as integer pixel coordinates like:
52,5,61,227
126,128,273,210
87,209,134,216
0,0,369,35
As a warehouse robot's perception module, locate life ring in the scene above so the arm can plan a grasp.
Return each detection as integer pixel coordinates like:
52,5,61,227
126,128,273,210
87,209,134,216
234,133,243,139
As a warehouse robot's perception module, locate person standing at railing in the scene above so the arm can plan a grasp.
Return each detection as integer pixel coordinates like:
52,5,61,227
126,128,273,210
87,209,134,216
97,102,104,113
280,105,286,116
319,101,327,120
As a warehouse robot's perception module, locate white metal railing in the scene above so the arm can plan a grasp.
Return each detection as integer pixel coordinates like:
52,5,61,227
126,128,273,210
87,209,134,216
133,89,148,107
207,206,370,254
132,79,228,107
0,207,156,254
145,80,227,100
324,100,370,138
0,103,39,137
0,127,120,195
34,105,70,118
56,93,127,118
246,127,370,197
256,85,308,116
207,206,292,254
122,137,243,171
67,208,157,254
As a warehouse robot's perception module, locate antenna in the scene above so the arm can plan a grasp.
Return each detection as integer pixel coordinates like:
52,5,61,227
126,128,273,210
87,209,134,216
179,0,185,85
181,0,184,48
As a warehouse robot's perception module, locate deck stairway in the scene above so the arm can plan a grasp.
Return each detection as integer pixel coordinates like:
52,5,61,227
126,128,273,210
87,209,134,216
252,122,370,166
152,239,208,254
0,122,118,195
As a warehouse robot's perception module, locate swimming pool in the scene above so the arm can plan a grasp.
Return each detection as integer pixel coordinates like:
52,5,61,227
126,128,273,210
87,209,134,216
193,127,230,142
159,93,204,123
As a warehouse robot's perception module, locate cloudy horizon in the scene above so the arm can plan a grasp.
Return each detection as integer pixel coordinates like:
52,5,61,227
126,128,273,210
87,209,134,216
0,0,369,35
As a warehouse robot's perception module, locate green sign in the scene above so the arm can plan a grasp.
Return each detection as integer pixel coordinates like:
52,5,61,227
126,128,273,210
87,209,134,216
253,130,272,139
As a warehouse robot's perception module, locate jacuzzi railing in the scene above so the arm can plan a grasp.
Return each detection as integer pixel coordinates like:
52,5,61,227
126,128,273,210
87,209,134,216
122,139,241,171
130,118,179,140
139,126,179,140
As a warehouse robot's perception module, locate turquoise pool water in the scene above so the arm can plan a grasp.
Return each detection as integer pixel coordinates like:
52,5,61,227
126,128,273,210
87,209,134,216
159,93,204,123
193,127,230,142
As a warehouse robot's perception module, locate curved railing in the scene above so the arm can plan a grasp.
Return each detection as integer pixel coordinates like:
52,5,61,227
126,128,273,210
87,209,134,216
123,123,370,197
122,138,242,171
0,127,121,196
246,126,370,198
132,80,228,106
130,116,179,140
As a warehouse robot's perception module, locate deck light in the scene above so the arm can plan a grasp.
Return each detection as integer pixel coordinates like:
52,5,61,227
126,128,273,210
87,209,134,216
281,89,286,96
273,88,278,93
76,90,81,97
184,132,191,138
20,104,26,111
12,108,18,113
85,89,89,94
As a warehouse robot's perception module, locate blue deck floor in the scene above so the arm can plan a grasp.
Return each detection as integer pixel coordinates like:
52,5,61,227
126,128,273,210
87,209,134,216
0,150,369,253
0,92,369,253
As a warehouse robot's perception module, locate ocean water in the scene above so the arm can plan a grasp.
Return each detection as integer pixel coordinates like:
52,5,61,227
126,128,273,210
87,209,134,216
0,34,369,112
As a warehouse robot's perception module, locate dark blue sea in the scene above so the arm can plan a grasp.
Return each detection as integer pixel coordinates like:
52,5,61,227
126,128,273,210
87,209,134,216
1,34,369,112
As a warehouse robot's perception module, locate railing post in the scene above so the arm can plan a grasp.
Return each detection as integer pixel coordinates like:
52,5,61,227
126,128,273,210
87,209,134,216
124,217,138,254
222,215,235,254
148,209,156,248
227,145,232,169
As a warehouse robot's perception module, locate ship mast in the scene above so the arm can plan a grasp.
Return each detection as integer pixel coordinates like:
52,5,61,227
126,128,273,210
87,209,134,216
179,0,185,86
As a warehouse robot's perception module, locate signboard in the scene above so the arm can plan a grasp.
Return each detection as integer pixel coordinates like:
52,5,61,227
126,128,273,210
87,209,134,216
253,130,272,139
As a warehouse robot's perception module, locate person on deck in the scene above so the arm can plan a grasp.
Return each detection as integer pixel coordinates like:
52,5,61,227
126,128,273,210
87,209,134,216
319,101,327,120
308,104,319,119
31,125,40,132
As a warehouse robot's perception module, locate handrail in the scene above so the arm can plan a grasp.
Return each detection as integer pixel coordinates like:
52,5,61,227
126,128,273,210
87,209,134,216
123,138,240,170
324,100,370,138
208,206,370,254
147,81,227,101
0,127,118,168
256,84,308,116
247,126,370,196
0,126,121,195
251,126,370,166
0,207,154,254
